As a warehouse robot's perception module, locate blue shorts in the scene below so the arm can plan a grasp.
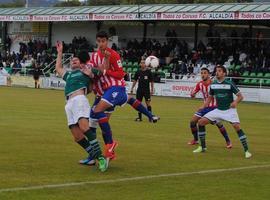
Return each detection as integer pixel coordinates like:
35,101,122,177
92,96,115,114
101,86,128,107
195,107,217,118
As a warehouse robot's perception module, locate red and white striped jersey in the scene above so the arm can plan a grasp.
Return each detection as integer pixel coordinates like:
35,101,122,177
191,79,217,107
90,48,126,92
93,77,105,96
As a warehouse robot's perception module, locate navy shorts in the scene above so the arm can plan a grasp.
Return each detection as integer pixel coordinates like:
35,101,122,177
101,86,128,107
92,96,115,114
195,107,217,118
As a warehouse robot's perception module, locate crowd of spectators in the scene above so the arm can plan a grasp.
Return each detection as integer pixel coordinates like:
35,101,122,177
121,28,270,77
1,28,270,79
0,36,94,75
0,39,53,75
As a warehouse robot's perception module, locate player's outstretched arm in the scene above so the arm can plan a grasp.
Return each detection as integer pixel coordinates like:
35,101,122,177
56,41,65,77
191,83,200,98
231,92,244,108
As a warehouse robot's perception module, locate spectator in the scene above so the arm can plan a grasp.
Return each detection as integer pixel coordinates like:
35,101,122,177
193,64,200,75
12,60,22,74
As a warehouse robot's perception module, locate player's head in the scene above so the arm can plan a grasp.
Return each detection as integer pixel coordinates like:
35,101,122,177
70,56,81,70
215,65,227,80
140,59,146,69
78,51,90,64
71,51,90,70
96,31,109,51
200,67,210,81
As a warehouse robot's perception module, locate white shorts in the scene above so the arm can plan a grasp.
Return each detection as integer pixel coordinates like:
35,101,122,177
204,108,240,124
65,95,90,126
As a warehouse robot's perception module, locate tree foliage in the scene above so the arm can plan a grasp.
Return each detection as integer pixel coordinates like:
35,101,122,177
54,0,82,7
0,0,24,8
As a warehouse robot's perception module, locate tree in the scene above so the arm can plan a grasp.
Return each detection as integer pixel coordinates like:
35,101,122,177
88,0,121,6
0,0,25,8
54,0,82,7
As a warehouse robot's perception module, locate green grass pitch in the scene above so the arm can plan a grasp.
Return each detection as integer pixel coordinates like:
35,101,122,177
0,86,270,200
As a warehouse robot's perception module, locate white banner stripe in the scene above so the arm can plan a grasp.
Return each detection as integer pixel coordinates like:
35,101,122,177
0,164,269,193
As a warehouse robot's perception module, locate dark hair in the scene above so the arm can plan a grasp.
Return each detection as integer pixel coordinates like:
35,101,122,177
96,31,108,39
201,67,210,73
74,51,90,64
216,65,227,74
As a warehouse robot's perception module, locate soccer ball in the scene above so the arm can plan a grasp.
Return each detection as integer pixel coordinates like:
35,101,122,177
145,56,159,68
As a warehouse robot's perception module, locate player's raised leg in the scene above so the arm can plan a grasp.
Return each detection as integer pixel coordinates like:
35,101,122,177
91,92,120,161
127,96,160,123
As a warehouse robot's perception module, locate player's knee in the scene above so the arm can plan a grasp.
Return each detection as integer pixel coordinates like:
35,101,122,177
198,118,208,126
198,119,204,126
73,133,84,142
70,127,84,142
232,123,241,131
79,125,89,133
95,99,113,113
78,119,90,132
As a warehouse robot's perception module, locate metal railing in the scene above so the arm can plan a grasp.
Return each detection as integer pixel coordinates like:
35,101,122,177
42,53,73,76
159,74,270,88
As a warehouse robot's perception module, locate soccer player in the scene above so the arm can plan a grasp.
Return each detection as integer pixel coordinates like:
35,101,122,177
83,31,159,162
130,59,154,121
189,67,232,148
79,77,160,165
55,41,108,172
193,65,252,159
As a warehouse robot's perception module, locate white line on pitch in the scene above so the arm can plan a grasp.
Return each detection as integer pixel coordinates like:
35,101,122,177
0,164,270,193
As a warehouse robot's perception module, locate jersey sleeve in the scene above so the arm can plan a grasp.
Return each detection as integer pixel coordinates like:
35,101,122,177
231,81,240,94
62,71,69,81
91,68,102,76
105,51,126,80
192,82,200,95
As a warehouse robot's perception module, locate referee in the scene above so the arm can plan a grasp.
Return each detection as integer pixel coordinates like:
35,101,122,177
130,59,154,121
